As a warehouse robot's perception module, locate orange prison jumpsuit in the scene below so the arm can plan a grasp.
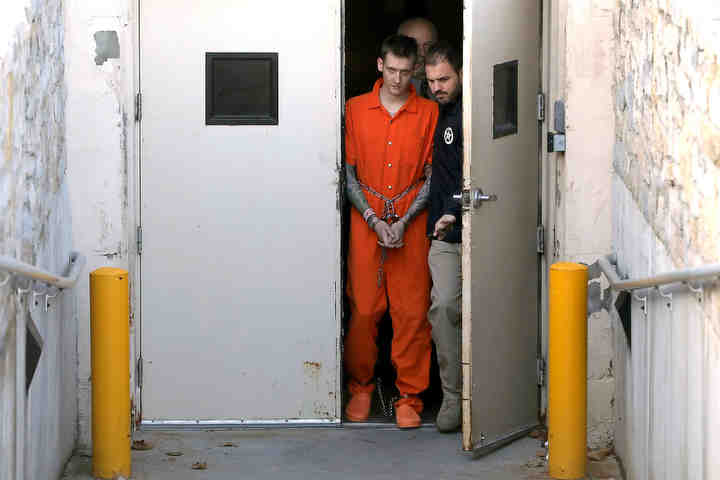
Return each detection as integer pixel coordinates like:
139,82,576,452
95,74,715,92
345,79,439,412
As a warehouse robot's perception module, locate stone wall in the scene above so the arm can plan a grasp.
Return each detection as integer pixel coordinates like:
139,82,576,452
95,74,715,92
614,1,720,268
612,1,720,478
0,0,78,479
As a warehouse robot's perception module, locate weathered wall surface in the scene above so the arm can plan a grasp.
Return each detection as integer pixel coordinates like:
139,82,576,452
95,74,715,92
0,0,77,479
613,1,720,478
548,0,616,448
612,179,716,480
64,0,137,452
614,1,720,269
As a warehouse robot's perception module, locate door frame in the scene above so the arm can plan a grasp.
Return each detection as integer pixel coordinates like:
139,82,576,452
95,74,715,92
460,0,549,452
132,0,345,427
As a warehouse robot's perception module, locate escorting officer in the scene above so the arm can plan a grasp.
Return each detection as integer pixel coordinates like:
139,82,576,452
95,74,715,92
343,34,439,429
424,41,464,432
397,17,438,99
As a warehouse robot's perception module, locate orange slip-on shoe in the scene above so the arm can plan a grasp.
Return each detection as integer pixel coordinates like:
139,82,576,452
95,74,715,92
345,392,372,422
395,404,422,429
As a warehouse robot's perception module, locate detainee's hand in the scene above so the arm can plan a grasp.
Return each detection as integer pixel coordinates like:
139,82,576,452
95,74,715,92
374,221,403,248
388,220,407,248
433,214,457,240
373,220,394,247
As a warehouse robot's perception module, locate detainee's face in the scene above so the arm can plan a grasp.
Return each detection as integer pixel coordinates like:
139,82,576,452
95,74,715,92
377,52,415,97
426,60,461,105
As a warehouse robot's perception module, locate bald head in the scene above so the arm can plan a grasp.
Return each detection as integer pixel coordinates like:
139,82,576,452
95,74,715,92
397,18,438,79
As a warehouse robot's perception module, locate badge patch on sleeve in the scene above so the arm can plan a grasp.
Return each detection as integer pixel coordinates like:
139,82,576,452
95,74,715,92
444,127,454,145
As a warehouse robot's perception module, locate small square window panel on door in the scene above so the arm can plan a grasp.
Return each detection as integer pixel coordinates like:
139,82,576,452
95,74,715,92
492,60,518,139
205,52,278,125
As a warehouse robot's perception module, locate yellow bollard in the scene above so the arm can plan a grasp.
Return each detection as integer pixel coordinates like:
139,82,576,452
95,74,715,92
90,268,131,479
548,262,588,479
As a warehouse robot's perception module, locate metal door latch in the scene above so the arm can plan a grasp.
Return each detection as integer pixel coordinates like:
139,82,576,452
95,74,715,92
453,189,498,210
547,132,566,152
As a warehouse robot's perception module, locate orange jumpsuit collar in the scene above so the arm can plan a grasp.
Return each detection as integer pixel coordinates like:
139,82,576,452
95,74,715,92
370,78,418,115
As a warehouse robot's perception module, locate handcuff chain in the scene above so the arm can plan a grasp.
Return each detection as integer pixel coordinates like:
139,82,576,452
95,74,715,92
376,377,400,418
359,179,423,288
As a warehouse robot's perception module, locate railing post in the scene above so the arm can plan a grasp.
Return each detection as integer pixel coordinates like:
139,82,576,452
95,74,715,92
548,262,588,479
90,268,131,479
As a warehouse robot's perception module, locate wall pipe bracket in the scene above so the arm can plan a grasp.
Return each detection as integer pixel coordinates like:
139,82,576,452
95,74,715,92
685,282,703,303
45,289,60,312
16,282,31,305
633,293,648,316
656,287,673,310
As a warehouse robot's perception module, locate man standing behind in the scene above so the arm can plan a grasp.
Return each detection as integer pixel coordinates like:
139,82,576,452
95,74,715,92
344,35,439,429
425,41,464,432
397,17,438,99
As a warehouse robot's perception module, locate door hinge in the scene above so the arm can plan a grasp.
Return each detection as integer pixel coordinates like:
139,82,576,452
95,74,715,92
136,356,143,389
130,399,136,433
135,92,142,122
536,225,545,254
136,225,143,255
537,357,546,386
537,93,545,122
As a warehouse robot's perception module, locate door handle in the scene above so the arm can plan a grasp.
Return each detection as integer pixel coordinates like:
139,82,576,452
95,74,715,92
453,188,498,209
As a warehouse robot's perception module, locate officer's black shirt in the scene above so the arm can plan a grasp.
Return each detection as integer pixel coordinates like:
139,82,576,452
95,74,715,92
426,95,463,244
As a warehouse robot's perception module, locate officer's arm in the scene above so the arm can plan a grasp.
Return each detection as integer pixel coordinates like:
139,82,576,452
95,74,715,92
442,175,462,222
443,195,462,222
345,163,379,228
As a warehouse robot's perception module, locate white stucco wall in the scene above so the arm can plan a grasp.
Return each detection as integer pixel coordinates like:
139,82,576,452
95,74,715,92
612,179,719,480
0,1,77,479
547,0,616,449
64,0,136,452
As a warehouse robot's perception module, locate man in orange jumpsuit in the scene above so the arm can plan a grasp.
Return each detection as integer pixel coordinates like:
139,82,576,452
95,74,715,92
344,34,439,428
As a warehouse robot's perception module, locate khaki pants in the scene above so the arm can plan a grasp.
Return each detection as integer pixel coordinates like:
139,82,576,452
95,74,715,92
428,240,462,400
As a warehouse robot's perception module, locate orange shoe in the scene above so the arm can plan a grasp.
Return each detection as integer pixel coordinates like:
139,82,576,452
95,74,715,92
345,392,372,422
395,404,421,429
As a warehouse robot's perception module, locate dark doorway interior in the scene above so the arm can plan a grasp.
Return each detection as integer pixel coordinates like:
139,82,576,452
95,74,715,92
345,0,463,99
342,0,463,425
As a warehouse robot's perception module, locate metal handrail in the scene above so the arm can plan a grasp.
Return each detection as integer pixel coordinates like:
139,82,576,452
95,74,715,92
598,253,720,291
0,251,85,480
0,251,86,289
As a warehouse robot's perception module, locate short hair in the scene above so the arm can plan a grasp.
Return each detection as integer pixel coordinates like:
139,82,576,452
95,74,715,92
425,40,462,73
379,34,418,63
397,17,439,43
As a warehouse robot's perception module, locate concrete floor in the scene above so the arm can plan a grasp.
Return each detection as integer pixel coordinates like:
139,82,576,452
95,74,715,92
62,428,553,480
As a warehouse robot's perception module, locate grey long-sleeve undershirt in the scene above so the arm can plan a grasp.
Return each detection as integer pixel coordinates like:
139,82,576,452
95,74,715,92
345,163,431,225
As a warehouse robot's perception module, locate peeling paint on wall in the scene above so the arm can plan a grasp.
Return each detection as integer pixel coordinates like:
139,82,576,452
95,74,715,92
554,0,617,450
93,30,119,65
68,10,135,454
1,73,12,166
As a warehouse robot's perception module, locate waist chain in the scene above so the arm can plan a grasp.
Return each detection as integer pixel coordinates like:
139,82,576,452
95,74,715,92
358,179,423,287
358,179,423,224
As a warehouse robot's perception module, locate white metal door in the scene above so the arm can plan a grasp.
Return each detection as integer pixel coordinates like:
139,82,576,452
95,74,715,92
462,0,541,454
140,0,342,423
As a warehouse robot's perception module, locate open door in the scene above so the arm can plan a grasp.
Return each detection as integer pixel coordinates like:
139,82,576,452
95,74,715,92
461,0,541,455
